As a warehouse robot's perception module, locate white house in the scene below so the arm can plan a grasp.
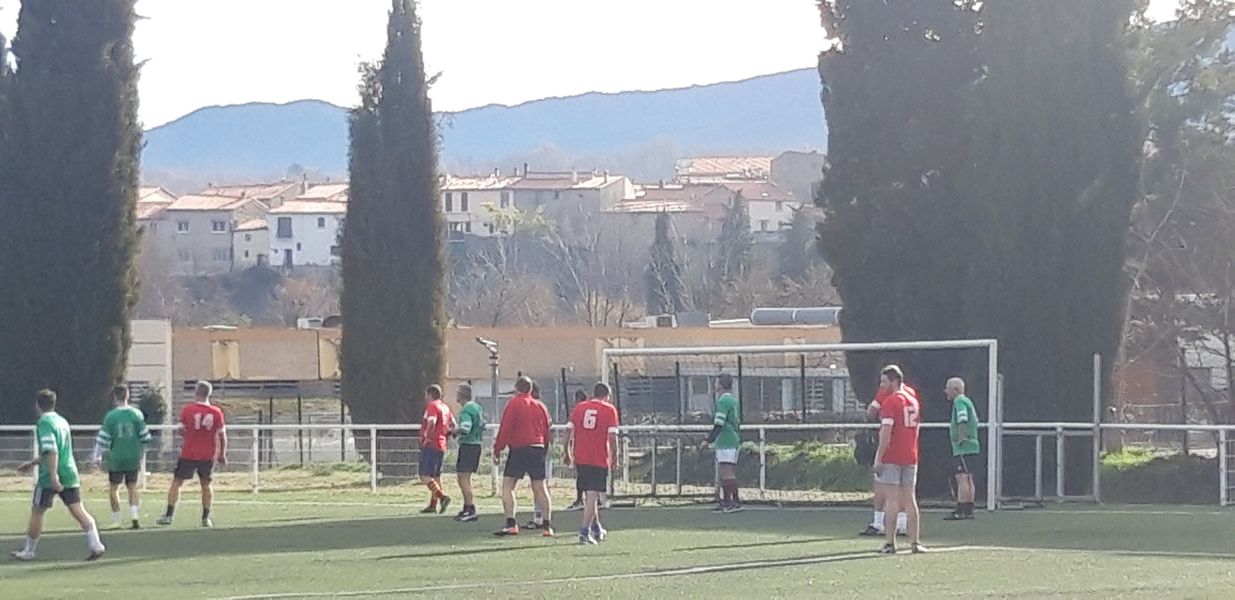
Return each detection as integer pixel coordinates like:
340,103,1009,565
441,175,520,239
721,181,801,235
268,201,347,268
233,219,269,268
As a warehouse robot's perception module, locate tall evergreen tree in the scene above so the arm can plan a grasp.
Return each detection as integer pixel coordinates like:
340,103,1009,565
777,208,818,282
0,0,141,422
646,212,690,315
716,192,754,284
340,0,445,426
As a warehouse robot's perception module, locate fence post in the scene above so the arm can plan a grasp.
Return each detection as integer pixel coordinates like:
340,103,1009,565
1092,353,1102,503
650,436,658,498
798,354,807,422
1055,426,1066,500
297,395,304,467
675,361,683,425
1220,429,1228,508
250,427,260,494
140,451,148,492
369,426,378,494
758,427,767,500
675,438,683,496
1034,434,1044,502
30,434,38,488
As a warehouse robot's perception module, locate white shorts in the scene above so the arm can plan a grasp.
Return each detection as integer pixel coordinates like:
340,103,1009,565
874,464,918,488
715,448,739,465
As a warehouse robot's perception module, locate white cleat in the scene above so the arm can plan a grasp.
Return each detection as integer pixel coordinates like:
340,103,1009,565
11,549,36,561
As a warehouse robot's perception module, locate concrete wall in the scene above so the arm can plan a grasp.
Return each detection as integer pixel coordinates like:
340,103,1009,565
166,325,841,384
128,320,173,392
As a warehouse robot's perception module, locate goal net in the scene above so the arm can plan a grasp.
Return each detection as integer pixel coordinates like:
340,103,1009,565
601,340,999,509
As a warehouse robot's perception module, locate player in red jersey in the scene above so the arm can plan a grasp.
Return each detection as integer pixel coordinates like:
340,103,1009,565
861,387,908,537
158,381,227,528
492,376,554,537
564,382,619,545
873,365,925,554
418,385,456,514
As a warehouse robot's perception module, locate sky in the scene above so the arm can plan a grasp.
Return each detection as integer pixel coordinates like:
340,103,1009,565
0,0,1183,129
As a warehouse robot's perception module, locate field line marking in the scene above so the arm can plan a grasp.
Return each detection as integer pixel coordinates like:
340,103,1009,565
214,546,976,600
964,545,1235,560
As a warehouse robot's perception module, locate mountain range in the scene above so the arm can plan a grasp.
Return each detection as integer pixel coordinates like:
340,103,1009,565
142,68,828,189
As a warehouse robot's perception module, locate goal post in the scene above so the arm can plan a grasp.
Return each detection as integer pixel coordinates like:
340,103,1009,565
602,338,1000,511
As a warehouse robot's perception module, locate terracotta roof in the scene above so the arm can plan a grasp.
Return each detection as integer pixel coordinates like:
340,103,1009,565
633,183,724,203
269,200,348,215
604,199,702,214
165,194,253,212
138,186,176,204
674,156,775,180
200,182,300,201
442,175,520,191
509,173,626,191
136,203,167,221
297,183,349,201
721,181,797,202
235,219,268,232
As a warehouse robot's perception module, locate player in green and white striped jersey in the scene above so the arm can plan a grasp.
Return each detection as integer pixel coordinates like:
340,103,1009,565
92,386,152,529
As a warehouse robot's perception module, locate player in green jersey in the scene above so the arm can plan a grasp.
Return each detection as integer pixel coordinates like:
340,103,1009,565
700,373,742,513
92,385,152,529
12,389,106,561
945,377,981,521
453,383,485,522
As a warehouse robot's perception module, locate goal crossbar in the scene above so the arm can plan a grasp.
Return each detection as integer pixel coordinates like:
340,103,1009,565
602,338,1000,511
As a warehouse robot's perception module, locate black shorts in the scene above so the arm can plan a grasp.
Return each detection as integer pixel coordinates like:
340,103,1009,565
954,453,980,475
419,448,445,478
174,459,215,481
503,446,548,481
576,465,609,493
456,444,482,474
109,470,139,485
33,486,81,510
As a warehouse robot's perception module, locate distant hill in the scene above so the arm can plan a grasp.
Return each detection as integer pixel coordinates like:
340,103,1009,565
142,68,828,187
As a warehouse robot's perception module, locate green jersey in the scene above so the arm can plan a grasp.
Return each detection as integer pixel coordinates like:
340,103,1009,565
35,412,80,489
457,402,485,445
950,395,981,456
712,392,741,450
97,405,151,470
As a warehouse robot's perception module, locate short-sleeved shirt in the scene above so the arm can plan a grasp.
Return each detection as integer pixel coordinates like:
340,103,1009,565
712,392,741,450
36,412,80,489
420,399,453,451
568,398,620,468
950,394,981,456
493,392,552,453
180,402,226,461
457,402,485,446
878,388,921,466
97,406,152,470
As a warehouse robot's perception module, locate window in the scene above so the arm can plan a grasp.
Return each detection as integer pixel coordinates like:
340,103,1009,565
243,250,250,259
760,220,770,232
176,249,190,262
330,245,341,257
465,222,472,233
444,192,453,213
276,217,292,239
553,192,561,200
775,201,784,212
296,243,302,251
244,234,252,242
500,191,511,209
212,248,230,262
317,217,326,229
176,221,189,233
211,220,228,233
460,192,469,212
449,222,465,233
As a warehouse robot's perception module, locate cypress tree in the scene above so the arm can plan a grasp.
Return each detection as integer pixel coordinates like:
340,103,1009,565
777,208,818,283
340,0,445,427
0,0,141,421
717,192,753,284
646,212,690,316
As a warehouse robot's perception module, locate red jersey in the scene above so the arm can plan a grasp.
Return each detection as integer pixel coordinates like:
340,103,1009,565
568,399,620,468
419,399,453,451
180,402,225,461
878,387,921,465
493,392,551,454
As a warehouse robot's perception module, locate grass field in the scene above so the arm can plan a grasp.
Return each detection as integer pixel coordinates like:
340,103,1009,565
2,484,1234,599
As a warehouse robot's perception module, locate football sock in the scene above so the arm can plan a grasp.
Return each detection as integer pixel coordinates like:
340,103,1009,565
24,536,38,553
202,508,211,521
164,505,175,518
505,517,517,528
130,504,140,519
873,511,885,529
897,512,907,531
85,524,102,550
463,504,475,514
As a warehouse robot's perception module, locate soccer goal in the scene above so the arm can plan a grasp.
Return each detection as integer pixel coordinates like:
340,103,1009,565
601,339,1001,510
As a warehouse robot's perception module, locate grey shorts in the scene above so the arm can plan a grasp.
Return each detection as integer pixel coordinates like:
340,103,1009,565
874,464,918,488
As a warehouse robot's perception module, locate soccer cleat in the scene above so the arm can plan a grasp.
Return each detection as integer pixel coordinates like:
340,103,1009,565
494,526,520,537
201,517,213,529
711,504,728,514
86,546,106,561
944,511,966,521
438,497,451,515
878,543,897,555
911,542,928,554
523,520,544,530
542,527,555,538
579,531,597,545
859,525,883,537
565,500,585,512
419,506,438,514
11,549,36,561
156,515,173,526
723,504,744,514
130,520,141,530
458,512,479,523
591,525,608,542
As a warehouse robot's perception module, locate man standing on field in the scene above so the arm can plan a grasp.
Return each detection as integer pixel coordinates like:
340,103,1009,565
945,377,981,520
92,385,152,529
860,387,907,537
454,383,484,522
873,365,925,554
158,381,226,528
564,383,619,545
419,384,455,515
700,373,742,513
11,389,106,561
493,376,554,538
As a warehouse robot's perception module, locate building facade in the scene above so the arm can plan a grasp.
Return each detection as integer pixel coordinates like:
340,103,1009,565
268,201,347,268
162,195,269,274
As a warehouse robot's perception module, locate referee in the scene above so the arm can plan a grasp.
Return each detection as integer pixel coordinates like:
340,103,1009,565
945,377,981,520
